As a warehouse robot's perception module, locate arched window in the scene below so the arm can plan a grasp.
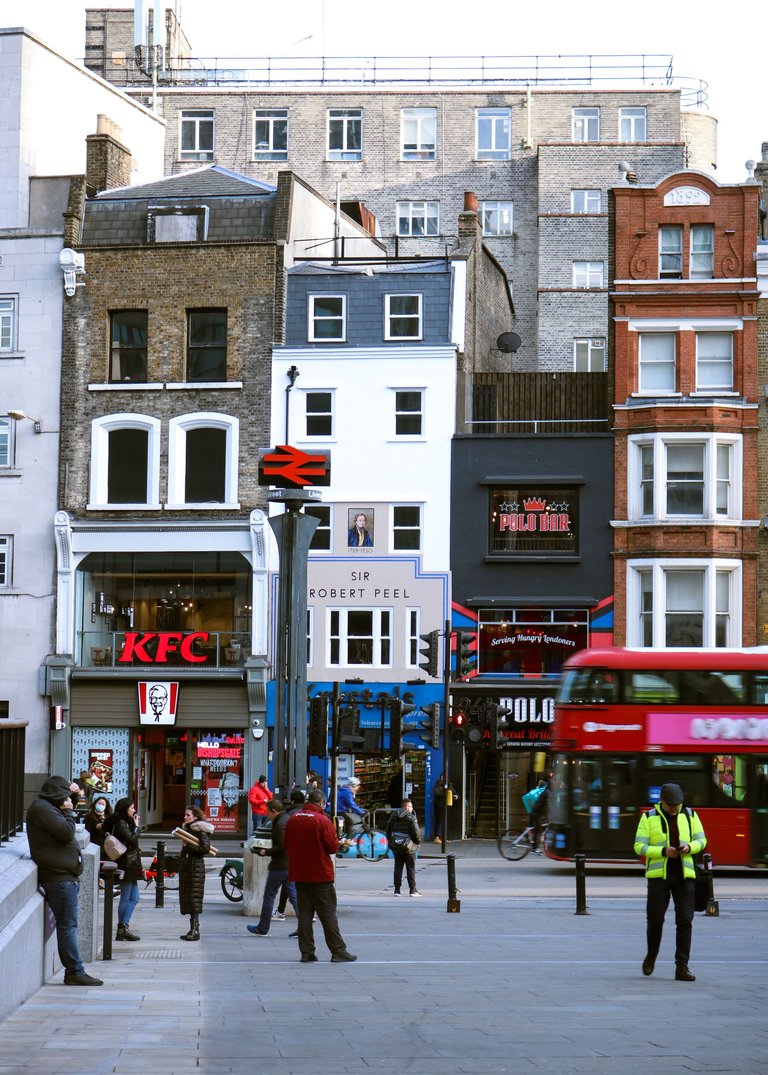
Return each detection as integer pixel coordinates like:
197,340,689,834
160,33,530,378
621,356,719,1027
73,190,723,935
167,413,239,508
89,414,161,508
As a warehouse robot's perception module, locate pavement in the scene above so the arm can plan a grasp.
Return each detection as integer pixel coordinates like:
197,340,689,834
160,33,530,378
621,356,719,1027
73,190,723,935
1,843,767,1074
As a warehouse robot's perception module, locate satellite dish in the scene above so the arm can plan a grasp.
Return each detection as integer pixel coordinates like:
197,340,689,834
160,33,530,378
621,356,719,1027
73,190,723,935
497,332,522,353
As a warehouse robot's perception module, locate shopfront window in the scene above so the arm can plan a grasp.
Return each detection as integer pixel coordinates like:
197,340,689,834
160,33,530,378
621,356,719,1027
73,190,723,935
76,551,252,668
477,607,589,679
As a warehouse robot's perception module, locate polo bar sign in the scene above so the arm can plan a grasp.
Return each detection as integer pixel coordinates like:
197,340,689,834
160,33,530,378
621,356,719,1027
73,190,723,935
138,681,180,725
118,631,210,664
490,487,578,556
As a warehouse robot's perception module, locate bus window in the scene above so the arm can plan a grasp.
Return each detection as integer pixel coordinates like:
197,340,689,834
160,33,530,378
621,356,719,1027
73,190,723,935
626,671,679,703
679,671,744,705
753,675,768,705
712,755,747,803
560,669,617,704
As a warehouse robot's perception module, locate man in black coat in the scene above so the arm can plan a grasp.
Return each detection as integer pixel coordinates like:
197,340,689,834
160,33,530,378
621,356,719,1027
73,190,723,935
386,798,422,896
26,776,103,986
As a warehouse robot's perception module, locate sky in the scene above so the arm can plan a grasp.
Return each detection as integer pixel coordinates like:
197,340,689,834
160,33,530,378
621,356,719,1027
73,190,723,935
5,0,766,182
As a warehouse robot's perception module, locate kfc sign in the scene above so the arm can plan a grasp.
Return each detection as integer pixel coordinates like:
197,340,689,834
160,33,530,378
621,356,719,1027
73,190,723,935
118,631,209,664
138,681,180,725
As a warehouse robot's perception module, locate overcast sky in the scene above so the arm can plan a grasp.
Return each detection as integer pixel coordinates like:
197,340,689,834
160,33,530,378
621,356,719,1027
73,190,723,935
5,0,766,182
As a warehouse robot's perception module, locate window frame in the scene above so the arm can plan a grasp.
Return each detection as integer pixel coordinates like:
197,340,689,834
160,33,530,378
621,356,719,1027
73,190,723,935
167,412,239,510
306,504,332,553
476,107,512,160
626,558,741,649
0,535,11,587
308,294,346,343
303,389,335,438
88,414,161,510
479,200,514,236
384,294,422,341
400,107,437,161
619,106,647,142
393,388,424,438
572,107,600,142
0,416,14,469
187,308,227,383
327,606,393,668
638,332,677,394
0,297,18,352
573,337,606,372
253,108,289,160
179,109,215,161
396,200,440,237
392,504,423,552
327,108,363,161
628,432,741,521
690,224,715,279
659,225,683,278
695,331,733,393
109,310,148,384
572,261,604,288
571,189,602,214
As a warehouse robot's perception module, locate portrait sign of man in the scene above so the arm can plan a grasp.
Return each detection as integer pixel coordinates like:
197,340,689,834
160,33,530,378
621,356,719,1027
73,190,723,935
348,509,374,548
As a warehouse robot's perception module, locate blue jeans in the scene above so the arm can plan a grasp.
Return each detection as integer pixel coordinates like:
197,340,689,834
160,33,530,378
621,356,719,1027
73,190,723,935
257,870,298,933
42,879,84,979
118,880,140,926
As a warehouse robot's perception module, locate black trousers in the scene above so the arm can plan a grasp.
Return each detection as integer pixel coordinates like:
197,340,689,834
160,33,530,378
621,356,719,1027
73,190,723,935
393,852,417,893
646,876,696,966
295,881,349,958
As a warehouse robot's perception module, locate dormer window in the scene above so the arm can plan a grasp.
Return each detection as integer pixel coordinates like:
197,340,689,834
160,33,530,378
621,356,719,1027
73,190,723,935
147,206,209,243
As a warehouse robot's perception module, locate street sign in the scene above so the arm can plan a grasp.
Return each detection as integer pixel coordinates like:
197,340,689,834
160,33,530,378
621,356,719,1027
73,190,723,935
258,445,331,488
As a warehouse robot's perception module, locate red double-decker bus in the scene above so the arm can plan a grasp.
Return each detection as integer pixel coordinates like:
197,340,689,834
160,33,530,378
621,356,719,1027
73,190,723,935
549,648,768,867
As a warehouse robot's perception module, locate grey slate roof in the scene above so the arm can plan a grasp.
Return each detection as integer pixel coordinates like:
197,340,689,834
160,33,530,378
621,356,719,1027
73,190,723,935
96,165,276,200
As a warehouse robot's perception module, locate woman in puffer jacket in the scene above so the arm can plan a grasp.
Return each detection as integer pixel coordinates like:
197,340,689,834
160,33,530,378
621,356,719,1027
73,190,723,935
107,797,144,942
178,806,214,941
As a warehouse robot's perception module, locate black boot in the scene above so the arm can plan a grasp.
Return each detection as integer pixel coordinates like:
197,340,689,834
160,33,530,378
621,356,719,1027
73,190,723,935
115,923,126,941
121,925,141,941
180,915,200,942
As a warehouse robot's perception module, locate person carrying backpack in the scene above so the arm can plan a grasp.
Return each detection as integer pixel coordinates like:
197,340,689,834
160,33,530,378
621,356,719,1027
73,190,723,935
386,798,422,896
633,782,707,981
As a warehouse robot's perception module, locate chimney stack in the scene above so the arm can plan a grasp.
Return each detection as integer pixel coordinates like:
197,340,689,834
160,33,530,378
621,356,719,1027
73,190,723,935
85,115,132,196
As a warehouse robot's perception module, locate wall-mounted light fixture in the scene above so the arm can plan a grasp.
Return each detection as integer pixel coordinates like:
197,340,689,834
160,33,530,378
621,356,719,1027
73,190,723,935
59,248,85,297
8,409,42,434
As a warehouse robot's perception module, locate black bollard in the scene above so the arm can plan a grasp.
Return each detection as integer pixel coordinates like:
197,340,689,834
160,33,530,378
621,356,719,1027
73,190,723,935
446,853,460,913
100,861,118,960
155,839,166,909
574,852,588,915
703,851,719,916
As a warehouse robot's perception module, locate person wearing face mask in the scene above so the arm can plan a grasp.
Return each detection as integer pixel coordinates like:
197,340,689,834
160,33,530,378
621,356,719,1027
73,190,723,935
83,796,113,861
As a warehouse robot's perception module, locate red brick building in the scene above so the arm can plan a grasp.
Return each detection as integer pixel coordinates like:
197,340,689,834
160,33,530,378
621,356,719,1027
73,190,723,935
612,172,760,647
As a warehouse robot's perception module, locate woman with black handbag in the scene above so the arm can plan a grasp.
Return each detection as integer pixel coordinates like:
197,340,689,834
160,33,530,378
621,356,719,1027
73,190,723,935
178,805,214,941
386,798,422,897
107,798,144,942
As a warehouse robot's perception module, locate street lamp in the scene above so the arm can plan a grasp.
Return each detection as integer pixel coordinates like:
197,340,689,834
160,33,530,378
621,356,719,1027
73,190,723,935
7,410,42,434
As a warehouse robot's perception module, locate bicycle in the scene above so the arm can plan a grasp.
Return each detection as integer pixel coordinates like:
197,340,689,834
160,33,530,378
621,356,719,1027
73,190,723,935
219,858,244,902
337,811,390,861
144,852,181,889
498,823,549,861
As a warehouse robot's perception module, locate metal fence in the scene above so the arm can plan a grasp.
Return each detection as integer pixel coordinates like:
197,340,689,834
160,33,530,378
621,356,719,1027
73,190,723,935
0,721,27,844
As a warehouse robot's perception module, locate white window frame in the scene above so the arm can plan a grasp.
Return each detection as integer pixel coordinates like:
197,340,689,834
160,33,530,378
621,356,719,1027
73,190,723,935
303,389,335,439
308,295,346,342
480,201,514,236
573,338,606,372
167,412,239,510
691,224,714,279
179,109,215,161
659,225,683,278
253,109,289,160
0,535,11,586
306,607,314,668
696,332,733,393
476,108,512,160
0,416,14,468
393,388,425,438
88,414,161,510
392,504,422,552
0,297,18,351
400,108,437,160
628,433,741,521
638,332,676,394
406,607,421,668
571,190,602,214
619,106,647,142
626,559,741,649
396,200,439,237
572,107,600,142
306,504,333,553
327,607,393,668
572,261,604,288
384,294,422,340
327,108,363,160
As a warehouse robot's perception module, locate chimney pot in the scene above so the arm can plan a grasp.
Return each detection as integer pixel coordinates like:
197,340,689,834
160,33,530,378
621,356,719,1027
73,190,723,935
463,191,478,213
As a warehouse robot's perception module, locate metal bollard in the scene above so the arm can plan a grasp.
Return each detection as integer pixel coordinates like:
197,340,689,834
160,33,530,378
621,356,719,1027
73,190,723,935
574,852,588,915
155,839,166,909
446,853,460,913
100,861,118,960
703,851,719,917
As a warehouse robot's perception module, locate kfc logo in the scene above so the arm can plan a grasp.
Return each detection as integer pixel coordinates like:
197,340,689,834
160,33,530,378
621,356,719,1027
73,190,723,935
138,681,180,725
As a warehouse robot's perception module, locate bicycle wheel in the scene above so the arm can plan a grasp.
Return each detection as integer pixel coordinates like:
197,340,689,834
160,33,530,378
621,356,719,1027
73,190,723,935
219,864,243,902
498,829,531,861
163,870,180,891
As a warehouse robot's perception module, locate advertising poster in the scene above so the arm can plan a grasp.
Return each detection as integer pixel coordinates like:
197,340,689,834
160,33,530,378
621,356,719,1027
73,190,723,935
196,733,244,832
87,749,114,793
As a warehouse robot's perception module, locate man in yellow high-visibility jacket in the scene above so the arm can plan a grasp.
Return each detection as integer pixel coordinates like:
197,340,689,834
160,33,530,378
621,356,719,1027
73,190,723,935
633,782,707,982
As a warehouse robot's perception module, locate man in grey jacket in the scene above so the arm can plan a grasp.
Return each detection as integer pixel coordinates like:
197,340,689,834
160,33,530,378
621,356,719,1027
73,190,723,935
26,776,103,986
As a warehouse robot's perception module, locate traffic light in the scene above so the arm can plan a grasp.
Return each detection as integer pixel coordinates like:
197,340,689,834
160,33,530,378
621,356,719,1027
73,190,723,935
389,698,417,759
486,702,512,748
449,710,467,744
456,631,476,679
308,695,328,756
337,707,365,753
418,629,440,678
419,702,440,748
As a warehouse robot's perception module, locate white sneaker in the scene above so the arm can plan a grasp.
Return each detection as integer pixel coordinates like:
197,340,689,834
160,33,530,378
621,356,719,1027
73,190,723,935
409,891,422,897
272,911,285,920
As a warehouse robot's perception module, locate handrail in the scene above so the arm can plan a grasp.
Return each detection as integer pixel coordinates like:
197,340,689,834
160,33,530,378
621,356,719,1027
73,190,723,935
0,722,27,843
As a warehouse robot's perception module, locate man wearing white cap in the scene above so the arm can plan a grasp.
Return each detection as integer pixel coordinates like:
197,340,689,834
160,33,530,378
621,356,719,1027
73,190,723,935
634,782,707,981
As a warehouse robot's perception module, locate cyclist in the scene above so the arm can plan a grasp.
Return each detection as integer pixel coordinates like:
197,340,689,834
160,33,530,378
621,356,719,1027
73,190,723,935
528,777,550,854
336,777,366,838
